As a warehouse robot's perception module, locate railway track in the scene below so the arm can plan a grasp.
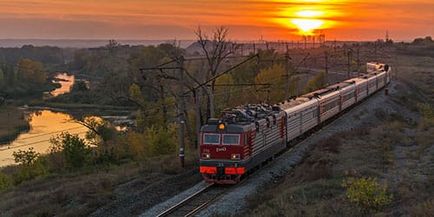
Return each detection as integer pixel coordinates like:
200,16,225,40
156,183,227,217
153,87,390,217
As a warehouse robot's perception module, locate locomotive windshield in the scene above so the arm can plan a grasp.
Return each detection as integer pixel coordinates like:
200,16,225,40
222,134,240,145
203,134,220,144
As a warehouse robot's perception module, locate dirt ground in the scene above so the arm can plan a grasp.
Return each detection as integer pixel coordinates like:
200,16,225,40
243,48,434,217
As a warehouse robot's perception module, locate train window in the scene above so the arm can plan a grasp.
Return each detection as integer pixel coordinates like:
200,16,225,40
203,134,220,144
323,99,339,112
223,134,240,145
343,93,353,102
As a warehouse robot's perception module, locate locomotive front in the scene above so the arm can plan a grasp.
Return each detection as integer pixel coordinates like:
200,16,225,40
199,118,251,184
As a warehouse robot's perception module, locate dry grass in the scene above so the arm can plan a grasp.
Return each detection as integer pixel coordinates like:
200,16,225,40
0,152,200,217
244,46,434,217
0,106,29,144
244,135,355,217
245,112,432,216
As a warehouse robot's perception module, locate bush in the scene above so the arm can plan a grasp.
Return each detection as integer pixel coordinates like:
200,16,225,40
342,177,393,212
0,172,12,192
12,159,47,184
50,132,92,169
125,124,178,159
11,148,47,184
12,147,39,166
304,71,326,93
145,124,178,156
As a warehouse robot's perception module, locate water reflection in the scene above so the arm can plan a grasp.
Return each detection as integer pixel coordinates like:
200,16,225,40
0,110,88,167
50,73,75,97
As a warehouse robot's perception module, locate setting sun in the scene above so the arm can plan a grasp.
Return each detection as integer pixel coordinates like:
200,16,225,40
291,18,324,34
274,3,340,36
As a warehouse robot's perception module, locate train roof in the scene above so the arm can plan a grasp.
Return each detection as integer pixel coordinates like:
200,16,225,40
208,103,282,126
277,97,314,110
301,81,354,99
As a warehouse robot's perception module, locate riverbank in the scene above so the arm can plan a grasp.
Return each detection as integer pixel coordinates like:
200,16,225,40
28,102,136,113
0,106,30,145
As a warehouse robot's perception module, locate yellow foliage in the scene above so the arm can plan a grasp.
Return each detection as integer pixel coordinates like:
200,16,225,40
126,124,178,159
17,58,46,85
255,64,286,103
342,177,393,211
126,131,147,160
305,71,326,93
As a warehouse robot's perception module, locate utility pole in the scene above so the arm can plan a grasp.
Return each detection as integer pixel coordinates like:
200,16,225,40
356,46,360,75
324,51,329,75
313,36,316,48
347,49,352,78
284,49,290,100
193,89,201,149
176,56,186,168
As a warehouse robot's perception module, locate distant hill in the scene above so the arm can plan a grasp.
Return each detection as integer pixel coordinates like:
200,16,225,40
0,39,195,49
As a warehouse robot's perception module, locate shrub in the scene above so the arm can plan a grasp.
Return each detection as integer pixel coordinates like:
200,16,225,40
304,71,326,93
12,147,39,166
50,132,92,169
12,159,47,184
342,177,393,212
124,124,178,159
126,132,146,160
145,124,178,156
11,148,47,184
0,172,12,192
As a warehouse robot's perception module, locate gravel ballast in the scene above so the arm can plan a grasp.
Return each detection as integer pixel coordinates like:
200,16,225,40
140,82,409,217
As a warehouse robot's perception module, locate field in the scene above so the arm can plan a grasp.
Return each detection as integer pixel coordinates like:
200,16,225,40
0,106,30,144
0,43,433,217
243,46,434,216
0,154,201,217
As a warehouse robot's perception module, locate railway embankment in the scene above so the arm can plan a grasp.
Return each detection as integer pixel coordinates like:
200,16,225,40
238,55,434,216
197,80,403,216
140,77,402,217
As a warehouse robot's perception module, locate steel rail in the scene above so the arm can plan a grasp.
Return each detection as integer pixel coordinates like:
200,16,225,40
156,183,215,217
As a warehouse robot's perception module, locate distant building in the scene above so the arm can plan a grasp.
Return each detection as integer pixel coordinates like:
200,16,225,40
412,36,433,45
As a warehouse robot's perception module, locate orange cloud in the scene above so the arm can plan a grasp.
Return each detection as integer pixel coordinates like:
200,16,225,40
0,0,432,40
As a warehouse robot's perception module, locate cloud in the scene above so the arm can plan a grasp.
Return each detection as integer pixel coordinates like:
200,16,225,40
0,0,432,40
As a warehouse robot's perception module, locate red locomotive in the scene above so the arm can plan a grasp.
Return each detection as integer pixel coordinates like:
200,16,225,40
199,63,391,184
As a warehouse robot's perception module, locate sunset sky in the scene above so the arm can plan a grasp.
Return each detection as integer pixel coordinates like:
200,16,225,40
0,0,433,41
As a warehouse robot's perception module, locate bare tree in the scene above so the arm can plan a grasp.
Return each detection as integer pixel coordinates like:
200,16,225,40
195,26,238,118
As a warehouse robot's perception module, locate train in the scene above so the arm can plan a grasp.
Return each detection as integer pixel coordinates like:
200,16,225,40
199,62,391,184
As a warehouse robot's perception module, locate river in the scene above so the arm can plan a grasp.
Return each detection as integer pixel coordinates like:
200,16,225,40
0,110,89,167
50,73,75,97
0,73,129,167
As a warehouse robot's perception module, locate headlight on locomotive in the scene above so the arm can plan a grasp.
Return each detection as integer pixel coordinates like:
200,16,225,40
202,153,211,159
231,154,240,160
